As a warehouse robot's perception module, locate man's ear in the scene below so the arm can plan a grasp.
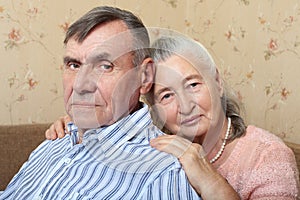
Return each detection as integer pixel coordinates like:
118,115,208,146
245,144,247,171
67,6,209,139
140,57,155,95
215,68,224,97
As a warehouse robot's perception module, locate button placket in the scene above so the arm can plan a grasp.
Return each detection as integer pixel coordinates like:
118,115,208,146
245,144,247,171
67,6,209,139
64,157,72,165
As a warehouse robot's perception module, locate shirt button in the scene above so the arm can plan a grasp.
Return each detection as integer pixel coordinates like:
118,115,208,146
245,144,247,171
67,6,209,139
34,195,42,200
64,158,72,165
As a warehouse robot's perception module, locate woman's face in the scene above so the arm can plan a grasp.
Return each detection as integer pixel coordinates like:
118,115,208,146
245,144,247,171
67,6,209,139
153,55,223,143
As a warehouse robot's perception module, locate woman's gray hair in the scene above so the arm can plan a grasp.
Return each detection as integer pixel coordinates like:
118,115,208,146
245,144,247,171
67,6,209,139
151,36,217,77
144,36,246,140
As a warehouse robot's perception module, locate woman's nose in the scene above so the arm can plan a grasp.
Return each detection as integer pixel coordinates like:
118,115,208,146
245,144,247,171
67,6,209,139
178,92,195,115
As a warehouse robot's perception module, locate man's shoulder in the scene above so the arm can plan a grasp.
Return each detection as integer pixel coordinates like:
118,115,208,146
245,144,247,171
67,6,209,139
28,136,71,159
105,132,181,175
145,123,167,138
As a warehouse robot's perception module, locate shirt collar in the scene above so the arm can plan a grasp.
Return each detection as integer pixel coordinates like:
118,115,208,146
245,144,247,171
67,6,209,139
96,105,151,149
67,104,152,148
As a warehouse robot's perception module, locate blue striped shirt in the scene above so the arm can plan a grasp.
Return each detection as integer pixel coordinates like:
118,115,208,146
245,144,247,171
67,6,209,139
0,105,201,200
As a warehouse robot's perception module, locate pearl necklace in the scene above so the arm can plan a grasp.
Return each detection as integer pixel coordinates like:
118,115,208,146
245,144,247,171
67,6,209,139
210,117,231,164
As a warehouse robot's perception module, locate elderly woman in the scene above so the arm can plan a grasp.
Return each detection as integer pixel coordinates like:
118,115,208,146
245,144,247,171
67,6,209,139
46,36,299,199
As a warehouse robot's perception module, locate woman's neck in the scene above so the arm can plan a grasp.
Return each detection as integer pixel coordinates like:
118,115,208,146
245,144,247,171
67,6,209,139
207,118,236,167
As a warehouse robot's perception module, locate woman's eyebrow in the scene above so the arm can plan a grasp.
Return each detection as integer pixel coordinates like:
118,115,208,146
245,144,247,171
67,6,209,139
183,74,203,83
154,87,171,98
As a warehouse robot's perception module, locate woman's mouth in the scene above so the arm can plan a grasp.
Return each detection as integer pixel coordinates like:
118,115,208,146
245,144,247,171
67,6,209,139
181,115,202,126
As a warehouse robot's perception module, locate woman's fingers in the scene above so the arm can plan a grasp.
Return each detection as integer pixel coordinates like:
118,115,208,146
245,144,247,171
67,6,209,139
63,115,72,133
45,124,58,140
150,135,193,158
150,135,206,161
45,115,70,140
55,117,67,138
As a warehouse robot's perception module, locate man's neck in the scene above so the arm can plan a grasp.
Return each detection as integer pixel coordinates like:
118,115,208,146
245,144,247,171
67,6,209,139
77,128,84,144
75,101,144,144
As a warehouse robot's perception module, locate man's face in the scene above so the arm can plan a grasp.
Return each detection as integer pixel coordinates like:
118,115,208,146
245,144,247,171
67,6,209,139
63,20,142,130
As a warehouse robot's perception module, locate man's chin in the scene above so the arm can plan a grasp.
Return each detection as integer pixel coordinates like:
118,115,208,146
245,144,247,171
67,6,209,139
72,118,101,130
74,118,117,131
70,108,101,130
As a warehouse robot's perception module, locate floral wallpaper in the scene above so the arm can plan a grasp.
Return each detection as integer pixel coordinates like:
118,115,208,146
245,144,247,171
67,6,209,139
0,0,299,144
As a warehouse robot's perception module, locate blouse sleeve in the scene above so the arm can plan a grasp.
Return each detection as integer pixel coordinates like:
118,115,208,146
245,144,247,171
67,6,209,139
246,141,299,199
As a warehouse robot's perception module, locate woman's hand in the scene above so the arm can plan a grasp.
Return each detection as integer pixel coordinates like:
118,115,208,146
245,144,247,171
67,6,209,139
150,135,240,200
45,115,71,140
150,135,208,194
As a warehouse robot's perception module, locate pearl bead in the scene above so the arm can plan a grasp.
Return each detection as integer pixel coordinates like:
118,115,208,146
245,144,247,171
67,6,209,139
210,117,231,164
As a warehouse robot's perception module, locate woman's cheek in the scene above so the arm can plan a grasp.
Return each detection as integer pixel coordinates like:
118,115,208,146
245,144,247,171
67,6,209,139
163,104,180,132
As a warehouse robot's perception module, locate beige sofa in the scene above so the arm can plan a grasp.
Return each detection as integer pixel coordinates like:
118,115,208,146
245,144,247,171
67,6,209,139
0,124,299,191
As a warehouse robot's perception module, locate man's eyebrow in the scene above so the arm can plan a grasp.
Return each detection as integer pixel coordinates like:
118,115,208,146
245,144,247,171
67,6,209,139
63,56,80,65
63,53,112,65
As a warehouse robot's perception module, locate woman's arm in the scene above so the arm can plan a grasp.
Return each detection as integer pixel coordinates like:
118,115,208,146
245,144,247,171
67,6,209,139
150,135,240,200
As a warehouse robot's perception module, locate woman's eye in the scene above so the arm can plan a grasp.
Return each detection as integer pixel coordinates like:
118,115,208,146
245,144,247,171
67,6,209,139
186,81,202,91
190,82,200,88
162,93,172,100
159,92,175,104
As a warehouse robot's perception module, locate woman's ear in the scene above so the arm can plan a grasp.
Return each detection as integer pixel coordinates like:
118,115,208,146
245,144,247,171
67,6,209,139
140,57,155,95
215,68,224,97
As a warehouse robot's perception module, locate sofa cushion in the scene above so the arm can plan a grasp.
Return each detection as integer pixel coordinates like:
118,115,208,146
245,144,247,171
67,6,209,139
0,124,50,191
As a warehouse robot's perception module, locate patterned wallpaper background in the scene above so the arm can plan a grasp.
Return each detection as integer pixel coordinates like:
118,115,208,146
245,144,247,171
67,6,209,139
0,0,299,143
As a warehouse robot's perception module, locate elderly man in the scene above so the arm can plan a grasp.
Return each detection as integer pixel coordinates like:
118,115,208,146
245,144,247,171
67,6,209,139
0,6,200,199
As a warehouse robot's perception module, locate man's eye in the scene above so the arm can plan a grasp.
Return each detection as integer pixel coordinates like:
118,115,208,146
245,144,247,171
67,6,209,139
100,64,113,71
68,63,80,70
93,63,114,74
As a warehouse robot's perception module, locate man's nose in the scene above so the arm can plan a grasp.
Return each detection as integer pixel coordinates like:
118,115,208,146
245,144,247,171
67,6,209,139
73,67,98,94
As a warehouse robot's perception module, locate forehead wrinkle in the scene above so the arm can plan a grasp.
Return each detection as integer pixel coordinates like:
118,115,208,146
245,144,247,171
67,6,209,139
86,43,135,65
86,52,111,63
